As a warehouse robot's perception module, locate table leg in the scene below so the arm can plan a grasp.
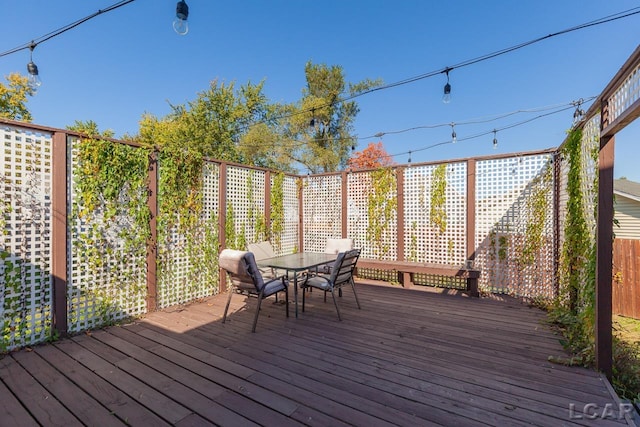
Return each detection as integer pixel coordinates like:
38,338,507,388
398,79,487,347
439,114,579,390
293,271,298,318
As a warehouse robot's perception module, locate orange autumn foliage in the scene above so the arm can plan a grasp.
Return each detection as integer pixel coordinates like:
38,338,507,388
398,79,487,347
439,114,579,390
348,142,395,170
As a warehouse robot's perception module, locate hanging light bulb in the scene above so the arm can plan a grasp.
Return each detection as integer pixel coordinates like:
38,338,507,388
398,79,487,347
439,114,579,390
407,151,412,166
173,1,189,35
26,42,41,90
442,68,452,104
572,98,584,127
309,108,316,128
492,130,498,150
450,123,457,144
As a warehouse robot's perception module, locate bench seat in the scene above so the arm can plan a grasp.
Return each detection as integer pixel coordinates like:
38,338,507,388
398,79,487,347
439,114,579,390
356,259,480,297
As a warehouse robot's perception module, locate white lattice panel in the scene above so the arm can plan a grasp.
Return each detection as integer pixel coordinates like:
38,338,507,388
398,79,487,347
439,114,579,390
347,170,397,260
580,115,600,236
157,161,220,308
278,175,299,254
304,175,342,252
67,137,147,333
403,163,466,265
609,62,640,124
0,126,53,351
225,166,265,249
475,154,555,296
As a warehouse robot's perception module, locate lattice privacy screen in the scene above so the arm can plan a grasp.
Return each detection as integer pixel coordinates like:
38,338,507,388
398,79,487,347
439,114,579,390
225,166,266,250
404,163,468,288
609,61,640,124
278,175,299,255
0,127,53,351
157,161,220,309
475,154,556,297
303,174,342,252
67,137,148,333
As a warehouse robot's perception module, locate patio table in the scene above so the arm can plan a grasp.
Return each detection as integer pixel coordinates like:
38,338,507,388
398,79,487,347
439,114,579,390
257,252,337,318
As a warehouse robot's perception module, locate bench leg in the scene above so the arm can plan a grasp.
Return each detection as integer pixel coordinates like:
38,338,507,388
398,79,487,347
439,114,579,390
467,278,479,297
399,271,413,288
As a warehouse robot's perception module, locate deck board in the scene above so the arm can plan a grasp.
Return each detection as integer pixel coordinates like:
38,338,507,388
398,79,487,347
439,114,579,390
0,281,633,426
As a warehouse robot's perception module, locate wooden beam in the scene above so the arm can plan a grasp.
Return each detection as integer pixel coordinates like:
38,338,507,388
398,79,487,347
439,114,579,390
466,160,476,264
601,96,640,139
146,151,158,312
341,171,348,238
264,170,271,242
218,162,228,292
298,177,305,252
396,167,405,262
51,132,68,336
595,131,614,379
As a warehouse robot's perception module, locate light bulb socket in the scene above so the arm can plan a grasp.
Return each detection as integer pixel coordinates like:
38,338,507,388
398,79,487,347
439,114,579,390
27,61,39,77
176,1,189,20
443,83,451,95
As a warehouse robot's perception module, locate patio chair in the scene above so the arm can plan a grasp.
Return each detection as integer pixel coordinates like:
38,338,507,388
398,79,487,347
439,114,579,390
301,248,361,321
320,238,354,275
247,241,286,279
219,249,289,332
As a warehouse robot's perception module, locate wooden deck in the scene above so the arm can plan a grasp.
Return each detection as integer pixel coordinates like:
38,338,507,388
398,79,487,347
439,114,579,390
0,281,635,426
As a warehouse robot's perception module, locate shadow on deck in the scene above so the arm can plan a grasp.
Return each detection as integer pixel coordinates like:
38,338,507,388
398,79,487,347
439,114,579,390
0,281,635,426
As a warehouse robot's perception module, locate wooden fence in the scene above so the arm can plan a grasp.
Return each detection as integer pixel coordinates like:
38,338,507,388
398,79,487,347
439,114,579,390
613,238,640,319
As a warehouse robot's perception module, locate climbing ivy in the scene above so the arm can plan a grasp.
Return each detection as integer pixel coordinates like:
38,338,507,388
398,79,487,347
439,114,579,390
549,127,597,365
270,172,285,251
72,137,151,327
520,165,552,267
367,167,397,258
430,164,447,234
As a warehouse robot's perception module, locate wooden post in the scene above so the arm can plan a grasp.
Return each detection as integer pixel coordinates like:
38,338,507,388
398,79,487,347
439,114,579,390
146,151,158,312
552,153,561,297
264,170,271,242
298,177,305,252
595,120,614,380
218,162,228,292
341,171,348,238
51,132,68,336
396,167,411,286
466,160,476,265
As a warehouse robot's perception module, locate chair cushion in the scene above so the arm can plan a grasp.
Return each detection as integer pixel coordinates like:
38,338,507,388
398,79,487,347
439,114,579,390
247,241,277,260
262,277,287,297
304,275,332,291
324,238,354,254
219,249,265,291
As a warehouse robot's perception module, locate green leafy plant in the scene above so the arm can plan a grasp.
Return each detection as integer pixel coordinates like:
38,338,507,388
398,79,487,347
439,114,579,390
366,167,397,258
430,164,447,235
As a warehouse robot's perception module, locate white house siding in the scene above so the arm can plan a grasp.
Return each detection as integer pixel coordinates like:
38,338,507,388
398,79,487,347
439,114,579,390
614,194,640,239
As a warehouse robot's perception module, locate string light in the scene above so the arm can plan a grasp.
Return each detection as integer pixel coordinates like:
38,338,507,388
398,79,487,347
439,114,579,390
450,123,457,144
442,68,452,104
407,150,412,166
173,1,189,35
26,42,41,90
572,98,585,127
309,108,316,128
492,130,498,149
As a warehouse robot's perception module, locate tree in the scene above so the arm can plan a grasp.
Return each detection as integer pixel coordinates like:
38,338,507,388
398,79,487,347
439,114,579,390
348,142,395,170
137,79,271,162
0,73,35,122
286,62,382,173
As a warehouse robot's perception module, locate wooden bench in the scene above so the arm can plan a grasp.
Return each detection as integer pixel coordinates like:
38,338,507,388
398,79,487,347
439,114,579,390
355,259,481,297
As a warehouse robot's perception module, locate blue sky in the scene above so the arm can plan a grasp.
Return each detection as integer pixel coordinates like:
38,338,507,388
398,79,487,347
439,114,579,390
3,1,640,179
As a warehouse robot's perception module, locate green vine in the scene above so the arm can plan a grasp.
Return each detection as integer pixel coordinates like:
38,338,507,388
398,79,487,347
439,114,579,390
270,172,285,251
367,167,397,258
430,164,447,234
72,137,151,327
520,166,552,267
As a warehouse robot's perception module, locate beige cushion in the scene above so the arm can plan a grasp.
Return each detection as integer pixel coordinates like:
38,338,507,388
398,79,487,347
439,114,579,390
324,238,354,254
